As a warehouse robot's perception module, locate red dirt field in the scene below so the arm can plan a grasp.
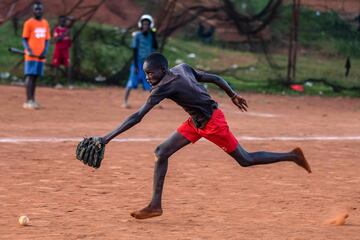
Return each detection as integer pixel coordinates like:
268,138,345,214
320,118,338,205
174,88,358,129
0,85,359,240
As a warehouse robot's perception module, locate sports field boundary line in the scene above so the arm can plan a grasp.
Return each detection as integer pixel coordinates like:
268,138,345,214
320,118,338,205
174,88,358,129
1,136,360,143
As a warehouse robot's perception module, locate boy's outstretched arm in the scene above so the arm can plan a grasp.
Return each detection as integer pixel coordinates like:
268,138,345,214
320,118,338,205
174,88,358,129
102,102,154,144
198,72,248,112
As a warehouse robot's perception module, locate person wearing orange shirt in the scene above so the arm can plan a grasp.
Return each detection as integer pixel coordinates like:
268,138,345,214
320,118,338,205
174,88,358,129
22,1,50,109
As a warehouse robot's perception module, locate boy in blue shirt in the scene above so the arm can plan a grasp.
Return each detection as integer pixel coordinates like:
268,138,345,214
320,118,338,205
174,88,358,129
123,14,158,108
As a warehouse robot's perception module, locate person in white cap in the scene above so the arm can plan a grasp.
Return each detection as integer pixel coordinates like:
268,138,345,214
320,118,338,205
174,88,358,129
123,14,158,109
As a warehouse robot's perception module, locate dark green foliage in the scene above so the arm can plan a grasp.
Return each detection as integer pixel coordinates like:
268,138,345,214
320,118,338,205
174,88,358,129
272,5,360,57
71,23,132,83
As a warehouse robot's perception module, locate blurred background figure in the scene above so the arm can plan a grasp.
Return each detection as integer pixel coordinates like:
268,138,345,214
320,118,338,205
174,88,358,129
345,56,351,78
355,13,360,32
51,15,72,89
22,1,50,109
12,16,19,35
197,22,215,44
123,14,158,109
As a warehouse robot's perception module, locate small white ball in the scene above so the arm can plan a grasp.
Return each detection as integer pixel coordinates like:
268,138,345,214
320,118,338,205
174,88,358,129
18,215,29,226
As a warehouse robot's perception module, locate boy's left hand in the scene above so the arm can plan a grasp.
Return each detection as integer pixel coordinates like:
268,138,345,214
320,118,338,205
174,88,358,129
231,95,248,112
76,137,106,168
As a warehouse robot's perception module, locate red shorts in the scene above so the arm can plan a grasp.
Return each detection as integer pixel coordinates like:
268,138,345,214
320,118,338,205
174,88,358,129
177,108,238,153
52,47,70,67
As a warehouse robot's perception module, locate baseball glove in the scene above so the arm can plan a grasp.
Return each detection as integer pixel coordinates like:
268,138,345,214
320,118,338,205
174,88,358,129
76,137,105,169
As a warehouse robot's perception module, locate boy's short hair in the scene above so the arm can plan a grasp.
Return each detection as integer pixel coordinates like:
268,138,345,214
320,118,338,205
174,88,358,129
33,1,42,6
33,1,43,10
144,52,168,69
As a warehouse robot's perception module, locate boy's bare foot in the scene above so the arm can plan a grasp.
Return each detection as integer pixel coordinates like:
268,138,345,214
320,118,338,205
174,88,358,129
130,206,163,219
292,147,312,173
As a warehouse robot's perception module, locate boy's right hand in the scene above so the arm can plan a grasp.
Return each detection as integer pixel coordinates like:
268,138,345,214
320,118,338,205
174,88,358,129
231,94,248,112
26,48,34,56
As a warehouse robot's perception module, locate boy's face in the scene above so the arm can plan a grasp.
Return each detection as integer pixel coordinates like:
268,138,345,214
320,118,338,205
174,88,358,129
33,4,44,19
143,61,166,86
141,20,151,32
59,17,66,27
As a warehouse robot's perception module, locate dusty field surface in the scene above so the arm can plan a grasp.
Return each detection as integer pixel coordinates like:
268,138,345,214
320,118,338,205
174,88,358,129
0,85,360,240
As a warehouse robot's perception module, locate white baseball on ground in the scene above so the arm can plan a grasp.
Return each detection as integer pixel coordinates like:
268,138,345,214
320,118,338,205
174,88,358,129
18,215,29,226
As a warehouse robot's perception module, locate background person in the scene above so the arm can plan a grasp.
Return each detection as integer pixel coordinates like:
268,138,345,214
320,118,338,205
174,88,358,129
123,14,158,108
51,15,72,88
22,1,50,109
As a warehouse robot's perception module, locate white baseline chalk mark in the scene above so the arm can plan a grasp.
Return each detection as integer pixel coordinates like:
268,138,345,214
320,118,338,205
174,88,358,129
220,107,279,118
1,136,360,143
242,112,279,118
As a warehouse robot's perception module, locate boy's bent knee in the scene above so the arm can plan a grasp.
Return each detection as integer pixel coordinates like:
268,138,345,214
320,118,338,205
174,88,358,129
234,157,252,167
237,160,252,167
154,146,170,160
230,148,252,167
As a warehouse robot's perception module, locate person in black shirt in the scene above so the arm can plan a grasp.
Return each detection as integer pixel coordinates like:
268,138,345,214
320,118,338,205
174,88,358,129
99,53,311,219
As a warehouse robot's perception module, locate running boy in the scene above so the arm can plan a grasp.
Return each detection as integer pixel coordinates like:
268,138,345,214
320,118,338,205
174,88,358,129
99,53,311,219
22,1,50,109
123,14,158,108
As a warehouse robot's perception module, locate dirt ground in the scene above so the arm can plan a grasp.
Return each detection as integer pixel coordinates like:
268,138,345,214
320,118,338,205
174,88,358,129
0,85,359,240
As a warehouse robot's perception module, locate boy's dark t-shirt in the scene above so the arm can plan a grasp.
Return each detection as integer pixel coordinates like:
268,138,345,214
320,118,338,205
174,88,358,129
147,63,218,128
